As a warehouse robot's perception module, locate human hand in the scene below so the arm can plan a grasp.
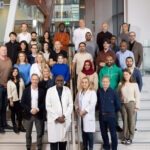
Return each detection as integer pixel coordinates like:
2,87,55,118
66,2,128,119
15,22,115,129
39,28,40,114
31,108,38,115
10,101,14,107
133,108,138,114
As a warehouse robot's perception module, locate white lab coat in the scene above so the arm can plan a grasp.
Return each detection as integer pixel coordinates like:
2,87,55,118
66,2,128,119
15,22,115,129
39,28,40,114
75,90,97,132
46,86,73,142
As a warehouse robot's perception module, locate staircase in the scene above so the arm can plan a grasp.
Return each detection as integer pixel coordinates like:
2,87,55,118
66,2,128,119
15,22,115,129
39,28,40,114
0,76,150,150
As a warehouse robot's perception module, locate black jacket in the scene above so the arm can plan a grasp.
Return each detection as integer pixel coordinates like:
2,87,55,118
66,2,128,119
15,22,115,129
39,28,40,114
5,41,20,65
21,86,45,120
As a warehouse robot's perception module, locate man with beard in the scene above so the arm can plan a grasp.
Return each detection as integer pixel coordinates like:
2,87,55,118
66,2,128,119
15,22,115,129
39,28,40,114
99,55,123,132
46,75,73,150
29,32,42,52
53,23,69,51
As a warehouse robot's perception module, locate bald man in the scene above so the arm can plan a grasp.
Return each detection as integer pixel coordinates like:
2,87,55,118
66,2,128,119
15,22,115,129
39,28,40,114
46,75,73,150
97,22,112,51
98,76,121,150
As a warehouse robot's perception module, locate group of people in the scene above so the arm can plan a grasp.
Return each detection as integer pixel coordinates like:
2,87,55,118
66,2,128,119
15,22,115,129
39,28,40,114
0,19,143,150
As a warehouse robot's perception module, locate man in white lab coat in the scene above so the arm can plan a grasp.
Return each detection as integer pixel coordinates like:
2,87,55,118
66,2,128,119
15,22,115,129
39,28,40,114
46,75,73,150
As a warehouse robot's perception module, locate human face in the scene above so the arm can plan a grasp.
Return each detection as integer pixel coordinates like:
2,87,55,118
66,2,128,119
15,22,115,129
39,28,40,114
103,42,109,50
21,24,28,32
55,75,64,88
31,33,37,41
102,23,108,32
37,54,43,63
0,46,7,57
120,42,127,53
85,33,92,41
10,34,16,42
57,56,64,64
129,32,136,41
12,69,18,78
42,69,50,78
20,43,26,51
79,43,86,52
43,43,49,51
31,46,38,54
19,53,26,63
122,24,128,33
31,75,39,87
84,62,90,70
123,71,131,82
81,78,89,90
106,56,114,67
101,77,110,89
59,24,65,32
44,32,49,39
79,19,85,28
110,36,116,44
54,41,61,51
126,58,133,68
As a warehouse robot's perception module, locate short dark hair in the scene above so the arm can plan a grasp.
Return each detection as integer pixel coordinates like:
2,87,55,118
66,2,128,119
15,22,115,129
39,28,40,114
120,40,128,45
111,35,117,39
9,32,17,37
86,32,92,35
126,57,133,61
31,31,37,35
79,42,86,47
57,53,64,60
103,39,110,44
59,23,65,28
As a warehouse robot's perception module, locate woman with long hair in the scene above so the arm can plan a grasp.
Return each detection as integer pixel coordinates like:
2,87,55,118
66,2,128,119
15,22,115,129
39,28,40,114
118,68,140,145
14,52,31,86
39,66,55,135
75,77,97,150
7,67,26,133
20,40,30,56
30,52,47,78
77,60,98,91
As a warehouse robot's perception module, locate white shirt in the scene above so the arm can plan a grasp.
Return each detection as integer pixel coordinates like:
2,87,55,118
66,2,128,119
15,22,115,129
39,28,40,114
18,32,31,43
30,63,42,78
31,87,39,110
72,27,91,51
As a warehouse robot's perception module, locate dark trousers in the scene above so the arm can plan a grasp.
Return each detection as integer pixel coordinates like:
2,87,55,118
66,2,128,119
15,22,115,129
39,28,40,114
50,142,67,150
25,115,42,149
81,119,94,150
99,114,118,150
0,86,8,128
9,101,22,126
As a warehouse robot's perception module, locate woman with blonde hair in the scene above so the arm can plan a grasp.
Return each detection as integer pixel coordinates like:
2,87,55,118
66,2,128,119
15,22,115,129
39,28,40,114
39,65,55,135
14,52,31,86
30,52,47,78
118,68,140,145
75,77,97,150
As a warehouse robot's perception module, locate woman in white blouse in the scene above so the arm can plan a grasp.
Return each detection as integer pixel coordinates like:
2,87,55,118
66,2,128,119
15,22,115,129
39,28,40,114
75,77,97,150
118,68,140,145
30,52,48,78
7,67,26,133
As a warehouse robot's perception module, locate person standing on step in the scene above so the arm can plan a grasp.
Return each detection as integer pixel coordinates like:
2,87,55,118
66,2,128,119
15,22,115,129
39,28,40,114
46,75,73,150
75,77,97,150
7,67,26,133
118,69,140,145
98,76,121,150
21,74,45,150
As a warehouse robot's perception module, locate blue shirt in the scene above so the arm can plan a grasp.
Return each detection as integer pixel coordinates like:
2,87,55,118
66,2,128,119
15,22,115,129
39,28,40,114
51,64,70,82
14,64,31,85
98,87,121,113
116,50,135,70
109,45,120,53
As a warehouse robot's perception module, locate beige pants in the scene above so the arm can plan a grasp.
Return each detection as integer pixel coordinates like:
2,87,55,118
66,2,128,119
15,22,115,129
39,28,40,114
121,101,136,140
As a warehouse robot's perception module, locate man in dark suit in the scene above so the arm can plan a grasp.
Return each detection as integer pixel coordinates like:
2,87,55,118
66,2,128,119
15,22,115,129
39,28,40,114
21,74,45,150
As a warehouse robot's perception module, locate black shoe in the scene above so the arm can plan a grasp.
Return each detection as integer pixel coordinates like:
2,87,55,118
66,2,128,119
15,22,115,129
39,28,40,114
116,125,123,132
135,128,137,131
0,128,5,133
27,148,30,150
18,125,26,132
13,125,19,133
126,139,132,145
4,124,13,130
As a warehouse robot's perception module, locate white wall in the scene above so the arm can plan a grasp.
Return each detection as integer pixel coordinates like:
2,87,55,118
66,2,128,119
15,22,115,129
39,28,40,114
126,0,150,45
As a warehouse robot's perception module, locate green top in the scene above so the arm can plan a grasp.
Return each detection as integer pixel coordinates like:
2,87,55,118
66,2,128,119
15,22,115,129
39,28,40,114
99,64,123,90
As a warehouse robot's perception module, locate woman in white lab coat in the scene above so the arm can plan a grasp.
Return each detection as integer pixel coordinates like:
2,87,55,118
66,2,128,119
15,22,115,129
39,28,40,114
75,77,97,150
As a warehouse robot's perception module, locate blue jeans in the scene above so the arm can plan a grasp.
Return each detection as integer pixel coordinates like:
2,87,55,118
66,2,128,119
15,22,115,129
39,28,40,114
81,119,94,150
0,86,8,128
99,114,118,150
